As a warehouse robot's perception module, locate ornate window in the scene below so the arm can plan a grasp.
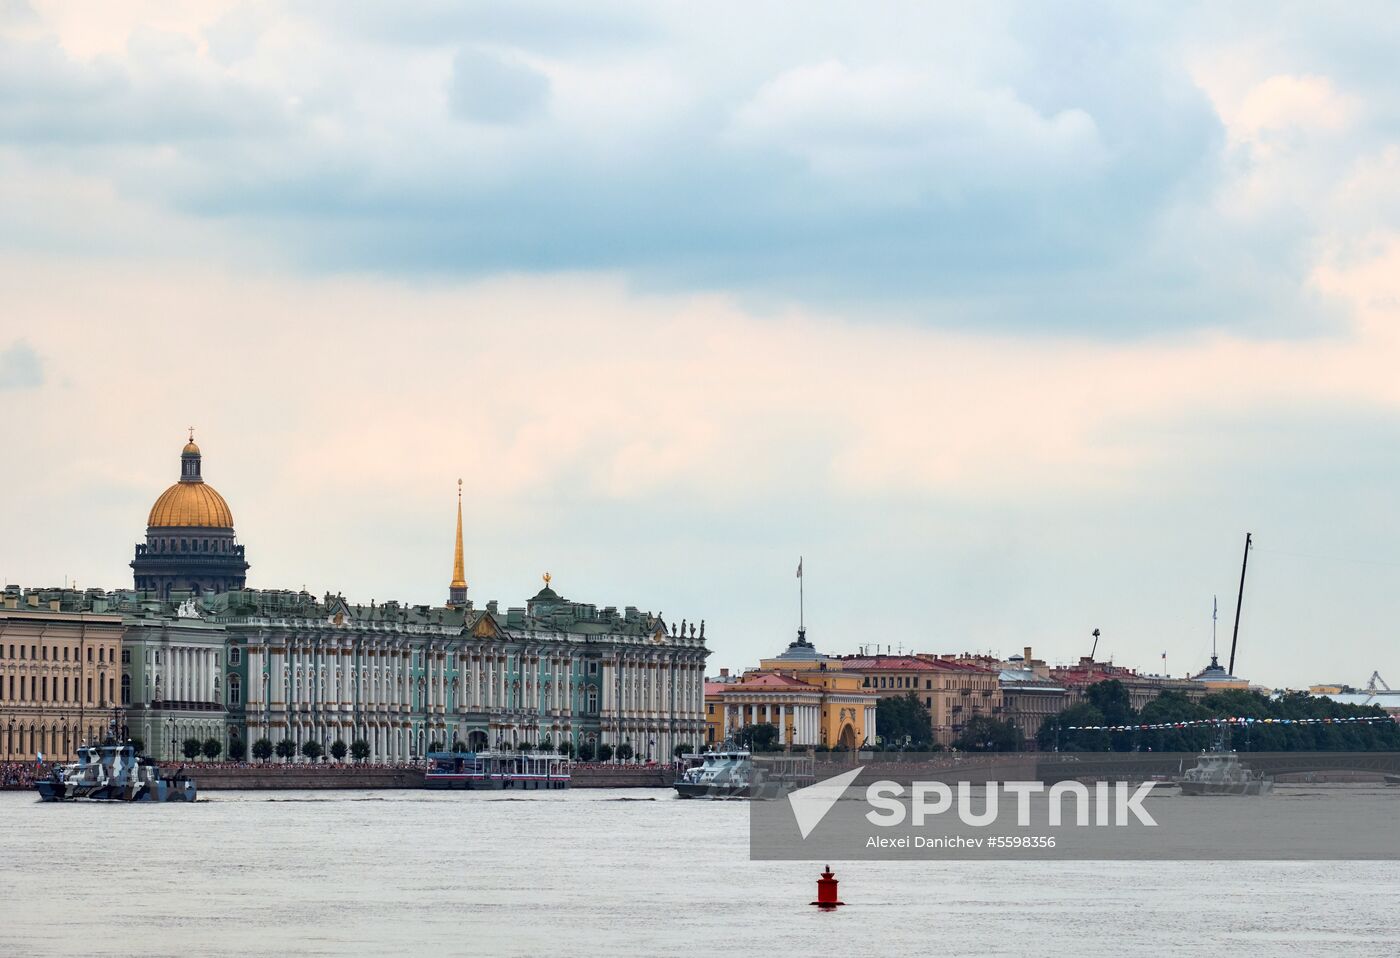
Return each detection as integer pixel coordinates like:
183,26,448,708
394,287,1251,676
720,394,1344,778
121,674,131,705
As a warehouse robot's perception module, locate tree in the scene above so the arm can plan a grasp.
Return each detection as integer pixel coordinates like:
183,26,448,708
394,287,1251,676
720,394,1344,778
128,737,146,754
428,740,444,753
597,743,614,762
451,739,467,753
735,723,779,751
1037,703,1108,752
875,694,933,749
252,738,274,762
953,716,1021,752
557,740,574,757
577,742,595,761
330,739,348,761
538,736,553,753
228,738,246,761
274,738,297,762
616,742,634,761
673,743,694,758
182,737,202,760
202,737,223,760
302,740,323,762
350,738,371,763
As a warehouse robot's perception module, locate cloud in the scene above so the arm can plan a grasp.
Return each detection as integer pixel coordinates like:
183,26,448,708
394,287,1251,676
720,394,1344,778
447,47,549,124
0,339,43,390
4,2,1389,335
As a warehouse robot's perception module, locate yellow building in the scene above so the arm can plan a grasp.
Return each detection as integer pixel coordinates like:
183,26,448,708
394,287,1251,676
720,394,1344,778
834,654,1003,747
1,591,125,761
704,629,877,749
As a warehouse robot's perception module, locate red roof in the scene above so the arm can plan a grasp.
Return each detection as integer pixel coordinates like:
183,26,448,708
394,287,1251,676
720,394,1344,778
704,682,728,696
733,673,816,690
836,656,937,671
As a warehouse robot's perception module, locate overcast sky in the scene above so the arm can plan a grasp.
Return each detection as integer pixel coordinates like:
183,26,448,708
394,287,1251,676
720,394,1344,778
3,2,1400,688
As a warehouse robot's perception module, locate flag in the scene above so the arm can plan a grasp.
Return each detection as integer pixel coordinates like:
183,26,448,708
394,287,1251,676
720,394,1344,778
796,557,803,579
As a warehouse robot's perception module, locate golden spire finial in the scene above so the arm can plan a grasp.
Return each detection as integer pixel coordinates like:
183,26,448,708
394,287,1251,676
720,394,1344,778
450,480,467,592
188,425,195,442
543,571,552,587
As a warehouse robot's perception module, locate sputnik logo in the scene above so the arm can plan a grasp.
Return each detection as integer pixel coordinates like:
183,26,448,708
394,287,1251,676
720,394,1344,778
788,767,863,839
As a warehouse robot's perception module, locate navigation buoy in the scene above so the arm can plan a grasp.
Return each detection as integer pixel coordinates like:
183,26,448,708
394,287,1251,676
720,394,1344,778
810,865,845,908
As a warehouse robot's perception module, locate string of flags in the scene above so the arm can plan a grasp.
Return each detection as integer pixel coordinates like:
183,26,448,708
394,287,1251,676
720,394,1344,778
1064,715,1396,732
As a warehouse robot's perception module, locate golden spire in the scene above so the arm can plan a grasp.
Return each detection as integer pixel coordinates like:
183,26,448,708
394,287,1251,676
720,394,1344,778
543,571,551,587
450,478,467,590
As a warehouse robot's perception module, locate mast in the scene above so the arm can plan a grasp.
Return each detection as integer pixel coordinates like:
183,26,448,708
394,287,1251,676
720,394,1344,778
1227,532,1251,675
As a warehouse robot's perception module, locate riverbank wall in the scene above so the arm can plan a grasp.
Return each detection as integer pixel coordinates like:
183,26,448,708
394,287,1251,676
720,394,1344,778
131,763,677,790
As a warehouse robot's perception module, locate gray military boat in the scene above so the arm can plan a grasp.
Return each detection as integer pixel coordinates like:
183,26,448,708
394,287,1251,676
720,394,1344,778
1176,748,1272,796
35,744,197,802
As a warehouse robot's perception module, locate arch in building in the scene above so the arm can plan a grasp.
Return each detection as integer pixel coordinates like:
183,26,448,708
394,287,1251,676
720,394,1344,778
837,723,857,750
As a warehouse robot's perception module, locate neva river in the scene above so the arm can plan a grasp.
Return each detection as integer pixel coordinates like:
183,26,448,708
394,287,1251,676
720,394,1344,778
2,787,1397,957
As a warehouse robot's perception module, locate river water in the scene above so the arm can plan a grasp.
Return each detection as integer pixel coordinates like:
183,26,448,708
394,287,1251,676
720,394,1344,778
2,787,1397,957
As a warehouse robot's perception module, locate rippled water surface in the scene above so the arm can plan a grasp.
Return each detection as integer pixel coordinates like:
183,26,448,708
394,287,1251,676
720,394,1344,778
2,787,1397,957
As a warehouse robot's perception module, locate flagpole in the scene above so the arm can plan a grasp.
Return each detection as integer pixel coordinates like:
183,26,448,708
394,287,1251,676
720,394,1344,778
799,556,804,633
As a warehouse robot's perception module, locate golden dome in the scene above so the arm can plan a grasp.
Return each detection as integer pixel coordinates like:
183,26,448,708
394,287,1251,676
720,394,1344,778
148,481,234,528
183,440,201,455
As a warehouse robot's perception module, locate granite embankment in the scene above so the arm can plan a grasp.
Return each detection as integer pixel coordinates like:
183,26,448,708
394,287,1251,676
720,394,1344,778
150,763,675,790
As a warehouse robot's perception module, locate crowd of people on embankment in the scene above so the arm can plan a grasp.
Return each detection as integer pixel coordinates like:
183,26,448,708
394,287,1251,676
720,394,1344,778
1,761,53,790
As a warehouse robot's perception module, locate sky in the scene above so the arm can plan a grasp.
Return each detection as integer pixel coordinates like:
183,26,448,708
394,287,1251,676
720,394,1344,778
3,1,1400,689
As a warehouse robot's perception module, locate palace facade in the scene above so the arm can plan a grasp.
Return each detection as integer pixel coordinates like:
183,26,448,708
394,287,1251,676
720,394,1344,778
0,589,124,761
13,435,710,763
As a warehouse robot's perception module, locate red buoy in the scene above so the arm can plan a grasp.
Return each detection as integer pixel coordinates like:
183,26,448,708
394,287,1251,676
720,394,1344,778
810,865,845,908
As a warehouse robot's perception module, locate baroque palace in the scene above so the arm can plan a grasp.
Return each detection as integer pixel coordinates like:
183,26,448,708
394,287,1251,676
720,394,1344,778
0,436,709,763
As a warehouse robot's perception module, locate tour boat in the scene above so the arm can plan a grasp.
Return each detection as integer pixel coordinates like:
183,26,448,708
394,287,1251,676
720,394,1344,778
35,745,197,802
424,751,571,790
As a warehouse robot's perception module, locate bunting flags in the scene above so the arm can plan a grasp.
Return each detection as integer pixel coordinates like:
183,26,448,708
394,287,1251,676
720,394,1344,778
1063,715,1396,732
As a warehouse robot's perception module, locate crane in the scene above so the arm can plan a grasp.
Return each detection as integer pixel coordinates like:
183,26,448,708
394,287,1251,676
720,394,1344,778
1367,671,1391,693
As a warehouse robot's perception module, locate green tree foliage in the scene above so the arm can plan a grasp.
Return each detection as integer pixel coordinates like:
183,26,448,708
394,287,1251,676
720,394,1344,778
596,743,614,762
330,739,348,761
1039,682,1400,752
251,738,274,762
202,737,223,760
577,742,595,761
227,738,246,761
274,738,297,762
428,740,444,753
953,716,1022,752
451,739,467,753
673,743,694,758
557,740,574,757
128,738,146,755
350,739,371,762
876,693,933,749
616,742,634,761
301,740,323,761
735,723,779,751
181,737,202,760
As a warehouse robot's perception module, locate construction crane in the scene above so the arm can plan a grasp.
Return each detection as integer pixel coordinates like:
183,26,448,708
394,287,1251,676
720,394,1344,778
1367,671,1391,693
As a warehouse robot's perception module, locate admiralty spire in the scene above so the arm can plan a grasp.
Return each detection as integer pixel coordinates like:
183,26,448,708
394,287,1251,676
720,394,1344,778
448,478,468,608
131,430,249,596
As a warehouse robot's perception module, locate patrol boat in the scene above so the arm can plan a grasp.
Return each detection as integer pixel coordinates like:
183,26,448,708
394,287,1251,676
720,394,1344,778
674,748,755,799
1176,748,1273,796
35,744,197,802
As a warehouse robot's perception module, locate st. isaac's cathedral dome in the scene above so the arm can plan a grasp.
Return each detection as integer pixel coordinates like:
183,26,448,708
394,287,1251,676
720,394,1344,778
146,439,235,528
131,433,249,597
